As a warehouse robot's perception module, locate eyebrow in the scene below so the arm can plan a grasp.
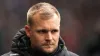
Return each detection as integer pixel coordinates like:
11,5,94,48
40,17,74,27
36,29,58,32
36,29,48,33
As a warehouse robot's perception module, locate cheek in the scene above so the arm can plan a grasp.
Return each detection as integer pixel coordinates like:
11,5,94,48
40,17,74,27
30,33,44,44
53,33,59,42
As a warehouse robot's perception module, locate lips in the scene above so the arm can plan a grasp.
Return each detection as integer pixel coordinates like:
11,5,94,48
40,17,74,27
42,43,54,47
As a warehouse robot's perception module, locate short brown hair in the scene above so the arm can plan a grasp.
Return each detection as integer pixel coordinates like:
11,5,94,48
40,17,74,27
27,2,60,26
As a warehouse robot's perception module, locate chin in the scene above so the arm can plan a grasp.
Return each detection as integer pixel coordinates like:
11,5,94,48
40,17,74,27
42,47,56,54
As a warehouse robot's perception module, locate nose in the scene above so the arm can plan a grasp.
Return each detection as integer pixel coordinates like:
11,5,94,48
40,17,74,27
45,32,53,41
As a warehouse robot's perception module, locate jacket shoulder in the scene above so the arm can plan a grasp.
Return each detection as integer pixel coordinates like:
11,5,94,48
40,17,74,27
1,51,19,56
67,51,79,56
60,46,79,56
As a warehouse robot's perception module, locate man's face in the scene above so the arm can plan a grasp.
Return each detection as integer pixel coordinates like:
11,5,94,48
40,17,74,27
25,13,60,54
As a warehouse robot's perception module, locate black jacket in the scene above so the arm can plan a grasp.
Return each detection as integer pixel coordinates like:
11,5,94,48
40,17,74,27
2,28,79,56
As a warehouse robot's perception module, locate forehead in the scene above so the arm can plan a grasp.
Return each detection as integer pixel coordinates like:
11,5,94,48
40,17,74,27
31,13,60,29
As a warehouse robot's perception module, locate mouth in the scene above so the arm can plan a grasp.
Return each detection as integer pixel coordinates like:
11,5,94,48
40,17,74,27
42,44,54,48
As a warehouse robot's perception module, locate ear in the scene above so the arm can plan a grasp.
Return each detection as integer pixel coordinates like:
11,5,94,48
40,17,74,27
25,25,31,38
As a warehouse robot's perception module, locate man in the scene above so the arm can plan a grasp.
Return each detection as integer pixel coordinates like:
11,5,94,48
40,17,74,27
2,2,79,56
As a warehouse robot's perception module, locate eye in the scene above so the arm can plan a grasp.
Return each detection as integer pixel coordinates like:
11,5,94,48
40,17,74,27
51,29,58,33
37,29,48,34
